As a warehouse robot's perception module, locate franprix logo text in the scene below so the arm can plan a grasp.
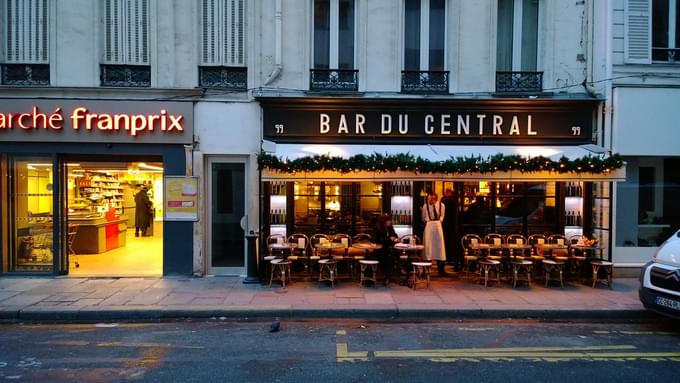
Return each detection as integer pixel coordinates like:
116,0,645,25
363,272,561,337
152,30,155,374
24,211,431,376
0,106,184,137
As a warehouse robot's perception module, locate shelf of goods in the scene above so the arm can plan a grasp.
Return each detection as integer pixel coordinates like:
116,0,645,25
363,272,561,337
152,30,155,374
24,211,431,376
564,181,583,238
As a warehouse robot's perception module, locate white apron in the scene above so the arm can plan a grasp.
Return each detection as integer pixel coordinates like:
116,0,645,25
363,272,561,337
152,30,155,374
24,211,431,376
423,203,446,261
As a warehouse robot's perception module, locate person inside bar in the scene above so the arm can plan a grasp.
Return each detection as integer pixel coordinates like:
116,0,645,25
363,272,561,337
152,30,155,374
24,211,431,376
440,188,459,272
421,192,447,275
375,214,399,286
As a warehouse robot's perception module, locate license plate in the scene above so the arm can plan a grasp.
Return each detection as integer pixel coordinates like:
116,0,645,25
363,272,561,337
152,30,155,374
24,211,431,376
655,296,680,311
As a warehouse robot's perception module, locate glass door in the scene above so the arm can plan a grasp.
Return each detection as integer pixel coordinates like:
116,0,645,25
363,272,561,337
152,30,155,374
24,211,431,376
209,161,246,274
8,156,55,273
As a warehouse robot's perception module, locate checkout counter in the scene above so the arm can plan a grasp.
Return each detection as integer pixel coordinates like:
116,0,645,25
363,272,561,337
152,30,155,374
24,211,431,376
69,214,128,254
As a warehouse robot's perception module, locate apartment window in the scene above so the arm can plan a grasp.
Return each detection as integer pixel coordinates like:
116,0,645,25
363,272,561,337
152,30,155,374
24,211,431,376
311,0,358,91
1,0,50,85
401,0,448,94
496,0,542,93
101,0,150,87
652,0,680,62
199,0,247,90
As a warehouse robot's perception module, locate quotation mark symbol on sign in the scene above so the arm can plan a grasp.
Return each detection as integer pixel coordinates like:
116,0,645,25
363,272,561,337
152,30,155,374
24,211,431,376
275,124,284,134
571,126,581,136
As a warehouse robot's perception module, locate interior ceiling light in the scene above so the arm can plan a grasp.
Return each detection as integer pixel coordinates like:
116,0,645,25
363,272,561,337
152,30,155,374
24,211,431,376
138,162,163,171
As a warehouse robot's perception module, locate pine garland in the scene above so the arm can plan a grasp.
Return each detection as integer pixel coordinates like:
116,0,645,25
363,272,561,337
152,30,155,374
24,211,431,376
257,152,624,175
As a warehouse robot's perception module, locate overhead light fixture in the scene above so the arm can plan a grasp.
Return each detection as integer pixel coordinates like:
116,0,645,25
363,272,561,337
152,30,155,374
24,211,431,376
27,163,52,167
66,163,80,167
138,163,163,171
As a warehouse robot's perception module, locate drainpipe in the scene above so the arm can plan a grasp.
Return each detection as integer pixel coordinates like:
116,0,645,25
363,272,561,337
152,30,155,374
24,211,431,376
583,0,598,98
264,0,283,85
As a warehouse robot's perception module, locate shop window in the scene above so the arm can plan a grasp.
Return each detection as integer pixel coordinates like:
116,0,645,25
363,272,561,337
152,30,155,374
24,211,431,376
616,157,680,247
495,0,542,93
199,0,247,90
311,0,358,91
101,0,150,87
1,0,50,85
652,0,680,62
401,0,448,94
6,157,54,273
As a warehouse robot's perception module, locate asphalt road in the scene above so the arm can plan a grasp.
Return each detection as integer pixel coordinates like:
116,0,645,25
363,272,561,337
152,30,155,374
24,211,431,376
0,318,678,382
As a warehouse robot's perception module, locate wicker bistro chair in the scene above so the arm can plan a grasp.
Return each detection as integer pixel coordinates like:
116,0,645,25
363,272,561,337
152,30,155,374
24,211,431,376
547,234,569,258
528,234,548,257
567,235,588,278
460,234,482,278
483,233,505,260
309,234,331,278
332,233,355,278
287,233,310,275
264,234,287,279
506,233,529,259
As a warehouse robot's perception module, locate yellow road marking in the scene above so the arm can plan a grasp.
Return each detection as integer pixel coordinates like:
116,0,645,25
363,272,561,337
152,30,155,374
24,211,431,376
96,342,204,349
336,329,368,362
374,344,636,358
593,330,677,336
457,327,496,332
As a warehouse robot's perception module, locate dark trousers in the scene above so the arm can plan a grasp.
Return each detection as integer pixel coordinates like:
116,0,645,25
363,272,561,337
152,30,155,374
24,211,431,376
135,226,147,236
377,251,395,279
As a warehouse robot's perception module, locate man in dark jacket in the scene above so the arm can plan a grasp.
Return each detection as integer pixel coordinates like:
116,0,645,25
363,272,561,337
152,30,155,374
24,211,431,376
440,188,459,272
135,186,153,237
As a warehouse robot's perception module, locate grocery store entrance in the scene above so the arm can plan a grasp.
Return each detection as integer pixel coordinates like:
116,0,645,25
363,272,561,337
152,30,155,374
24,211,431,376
65,158,164,276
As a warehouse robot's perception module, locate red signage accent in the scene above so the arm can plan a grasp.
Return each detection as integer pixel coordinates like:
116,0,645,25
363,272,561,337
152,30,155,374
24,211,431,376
0,106,185,137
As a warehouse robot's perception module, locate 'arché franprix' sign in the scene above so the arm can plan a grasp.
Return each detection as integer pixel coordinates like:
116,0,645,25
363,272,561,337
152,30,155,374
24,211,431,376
261,98,597,145
0,99,193,144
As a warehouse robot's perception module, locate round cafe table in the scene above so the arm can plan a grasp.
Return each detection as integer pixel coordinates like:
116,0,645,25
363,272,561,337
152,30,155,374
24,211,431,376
534,243,568,257
314,242,344,258
570,244,605,259
503,243,533,258
268,242,298,257
352,242,383,258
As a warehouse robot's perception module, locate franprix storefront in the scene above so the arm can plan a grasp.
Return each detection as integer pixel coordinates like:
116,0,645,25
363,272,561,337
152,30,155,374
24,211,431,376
258,97,625,262
0,99,194,276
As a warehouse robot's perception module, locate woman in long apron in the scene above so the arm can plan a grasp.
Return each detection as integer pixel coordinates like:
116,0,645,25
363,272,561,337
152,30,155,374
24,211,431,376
421,192,447,275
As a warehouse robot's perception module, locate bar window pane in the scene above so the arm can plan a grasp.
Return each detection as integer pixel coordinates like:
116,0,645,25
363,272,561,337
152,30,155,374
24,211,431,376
496,0,514,71
652,0,670,61
314,0,331,69
428,0,446,71
10,157,54,272
521,0,539,71
404,0,421,70
338,0,355,69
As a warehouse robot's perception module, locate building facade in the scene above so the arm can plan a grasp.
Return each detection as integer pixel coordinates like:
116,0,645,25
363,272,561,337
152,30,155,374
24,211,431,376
0,0,667,278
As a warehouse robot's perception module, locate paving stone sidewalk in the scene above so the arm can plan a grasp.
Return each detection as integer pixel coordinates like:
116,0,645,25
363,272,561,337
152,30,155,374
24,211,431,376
0,275,647,321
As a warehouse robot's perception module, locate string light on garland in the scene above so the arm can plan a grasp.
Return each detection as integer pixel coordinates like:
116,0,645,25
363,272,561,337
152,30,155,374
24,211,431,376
257,152,624,175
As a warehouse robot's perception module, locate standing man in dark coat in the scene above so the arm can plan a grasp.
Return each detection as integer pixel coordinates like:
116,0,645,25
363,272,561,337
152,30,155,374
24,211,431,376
440,188,460,272
135,186,153,237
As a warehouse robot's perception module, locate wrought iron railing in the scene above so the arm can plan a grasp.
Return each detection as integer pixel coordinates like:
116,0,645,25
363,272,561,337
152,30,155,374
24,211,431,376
309,69,359,91
401,71,449,94
199,66,248,90
652,48,680,63
495,71,543,93
100,65,151,87
1,64,50,86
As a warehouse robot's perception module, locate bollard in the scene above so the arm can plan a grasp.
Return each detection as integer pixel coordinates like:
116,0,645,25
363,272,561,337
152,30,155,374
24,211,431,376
243,231,260,284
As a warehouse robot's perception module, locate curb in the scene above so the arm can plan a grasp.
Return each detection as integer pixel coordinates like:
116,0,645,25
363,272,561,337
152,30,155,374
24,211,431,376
0,306,655,322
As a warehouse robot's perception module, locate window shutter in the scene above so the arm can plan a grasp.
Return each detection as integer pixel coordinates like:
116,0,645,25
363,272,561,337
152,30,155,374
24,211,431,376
5,0,49,63
103,0,124,63
223,0,245,66
201,0,220,65
624,0,652,64
102,0,148,65
126,0,149,65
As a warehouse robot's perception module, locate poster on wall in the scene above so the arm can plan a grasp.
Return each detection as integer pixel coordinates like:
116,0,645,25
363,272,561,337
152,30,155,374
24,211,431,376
164,176,199,221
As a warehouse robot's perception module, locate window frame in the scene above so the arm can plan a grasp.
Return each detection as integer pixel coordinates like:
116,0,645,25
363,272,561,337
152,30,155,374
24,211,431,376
402,0,448,72
311,0,358,70
652,0,679,63
496,0,540,72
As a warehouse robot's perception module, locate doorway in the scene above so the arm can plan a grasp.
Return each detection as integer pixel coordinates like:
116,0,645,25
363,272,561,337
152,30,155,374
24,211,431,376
208,159,246,275
65,159,164,276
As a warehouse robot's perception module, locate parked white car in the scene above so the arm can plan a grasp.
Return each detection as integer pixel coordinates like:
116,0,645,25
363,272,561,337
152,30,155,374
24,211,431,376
639,229,680,319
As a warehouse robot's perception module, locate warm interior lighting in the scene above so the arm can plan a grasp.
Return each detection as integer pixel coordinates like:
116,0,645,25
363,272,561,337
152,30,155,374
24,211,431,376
478,181,490,196
138,162,164,171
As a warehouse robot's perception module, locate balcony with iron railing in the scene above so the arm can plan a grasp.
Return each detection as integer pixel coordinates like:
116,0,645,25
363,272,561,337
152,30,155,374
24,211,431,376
652,48,680,63
199,66,247,90
309,69,359,92
495,71,543,94
1,64,50,86
100,65,151,87
401,71,449,94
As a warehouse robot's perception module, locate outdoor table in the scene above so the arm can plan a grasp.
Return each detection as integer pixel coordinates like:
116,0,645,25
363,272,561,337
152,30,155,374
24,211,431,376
352,242,383,258
502,243,532,258
569,244,605,259
394,243,425,284
268,243,298,257
394,243,425,256
534,243,568,257
471,243,504,258
314,242,344,258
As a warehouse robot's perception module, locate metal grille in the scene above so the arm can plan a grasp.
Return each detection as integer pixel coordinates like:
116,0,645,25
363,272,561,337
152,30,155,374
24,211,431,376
495,71,543,93
199,66,247,90
100,64,150,87
1,64,50,85
650,266,680,293
401,71,449,94
652,48,680,63
309,69,359,92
